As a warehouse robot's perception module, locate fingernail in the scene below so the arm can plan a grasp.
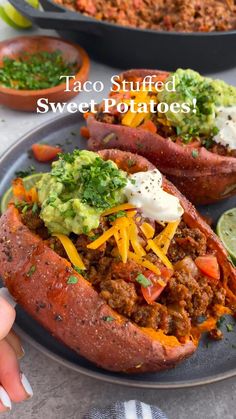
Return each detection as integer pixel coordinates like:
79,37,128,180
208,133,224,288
0,386,12,410
20,373,33,399
18,345,25,360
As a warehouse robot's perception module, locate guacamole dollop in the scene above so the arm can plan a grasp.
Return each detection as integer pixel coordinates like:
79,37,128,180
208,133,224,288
158,68,236,136
37,150,127,235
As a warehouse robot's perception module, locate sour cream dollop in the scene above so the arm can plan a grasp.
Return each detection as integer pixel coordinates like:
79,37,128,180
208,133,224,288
124,169,184,222
213,106,236,150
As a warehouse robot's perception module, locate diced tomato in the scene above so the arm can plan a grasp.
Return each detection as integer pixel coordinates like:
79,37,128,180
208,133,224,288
80,126,90,139
195,255,220,281
159,266,173,281
32,144,62,163
141,268,172,305
142,283,165,305
138,120,157,134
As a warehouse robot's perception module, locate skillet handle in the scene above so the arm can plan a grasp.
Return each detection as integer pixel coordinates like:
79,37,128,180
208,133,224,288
7,0,102,33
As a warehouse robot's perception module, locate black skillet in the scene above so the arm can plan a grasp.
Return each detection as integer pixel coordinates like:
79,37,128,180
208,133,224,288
8,0,236,73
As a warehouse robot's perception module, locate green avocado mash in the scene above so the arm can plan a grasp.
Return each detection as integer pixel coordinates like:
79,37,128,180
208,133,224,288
37,150,127,235
158,68,236,136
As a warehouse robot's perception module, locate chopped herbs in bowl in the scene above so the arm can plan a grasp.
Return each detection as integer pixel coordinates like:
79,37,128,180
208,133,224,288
0,50,78,90
0,35,90,111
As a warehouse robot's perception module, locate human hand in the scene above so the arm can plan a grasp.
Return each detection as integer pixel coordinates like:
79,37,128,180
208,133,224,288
0,295,33,412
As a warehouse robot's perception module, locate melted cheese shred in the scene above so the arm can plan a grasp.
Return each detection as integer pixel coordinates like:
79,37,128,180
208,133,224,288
153,220,180,255
52,233,86,270
146,239,173,270
88,208,175,275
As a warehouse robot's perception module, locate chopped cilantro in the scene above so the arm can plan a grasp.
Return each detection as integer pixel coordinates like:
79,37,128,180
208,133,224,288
82,226,90,235
176,126,181,136
217,316,226,328
73,266,84,275
89,233,100,241
0,51,78,90
202,137,214,150
192,149,199,159
135,273,152,288
32,202,39,214
212,126,219,136
58,149,81,164
27,265,36,277
102,316,115,322
226,323,234,332
22,205,29,214
15,165,35,178
79,157,127,209
67,275,78,284
108,210,126,222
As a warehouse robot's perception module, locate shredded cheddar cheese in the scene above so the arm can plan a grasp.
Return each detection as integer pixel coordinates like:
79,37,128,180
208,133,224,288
87,226,116,249
52,233,85,270
101,203,135,216
128,251,160,275
129,218,146,257
140,222,155,239
153,220,180,254
121,90,157,128
147,239,173,270
118,224,129,263
86,207,175,275
126,210,137,218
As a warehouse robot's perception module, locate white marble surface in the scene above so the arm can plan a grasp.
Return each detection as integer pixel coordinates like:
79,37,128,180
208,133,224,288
0,18,236,419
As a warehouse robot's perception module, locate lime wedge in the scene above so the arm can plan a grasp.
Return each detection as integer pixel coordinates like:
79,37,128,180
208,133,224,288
0,5,20,29
1,173,43,214
216,208,236,264
2,0,39,29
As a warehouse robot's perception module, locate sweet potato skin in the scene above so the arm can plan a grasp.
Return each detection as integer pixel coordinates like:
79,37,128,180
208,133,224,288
0,150,235,373
87,69,236,205
0,207,195,373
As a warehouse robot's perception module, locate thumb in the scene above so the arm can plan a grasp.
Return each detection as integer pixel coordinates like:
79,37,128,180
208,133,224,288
0,296,16,340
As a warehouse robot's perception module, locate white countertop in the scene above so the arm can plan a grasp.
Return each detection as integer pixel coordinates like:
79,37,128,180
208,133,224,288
0,18,236,419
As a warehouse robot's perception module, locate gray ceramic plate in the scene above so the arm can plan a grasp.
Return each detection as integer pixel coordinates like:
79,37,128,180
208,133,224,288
0,113,235,389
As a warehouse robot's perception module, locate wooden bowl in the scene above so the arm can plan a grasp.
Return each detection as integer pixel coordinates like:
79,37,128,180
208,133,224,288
0,35,90,112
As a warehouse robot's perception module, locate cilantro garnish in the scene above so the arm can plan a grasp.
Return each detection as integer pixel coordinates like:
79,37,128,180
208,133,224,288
108,210,126,222
217,316,226,328
135,273,152,288
27,265,36,277
67,275,78,284
226,323,234,332
73,266,84,275
192,149,199,159
102,316,115,322
15,165,35,178
79,157,127,209
32,202,39,214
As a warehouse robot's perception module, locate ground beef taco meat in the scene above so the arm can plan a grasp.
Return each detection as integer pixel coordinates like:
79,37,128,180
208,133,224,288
54,0,236,32
18,205,227,341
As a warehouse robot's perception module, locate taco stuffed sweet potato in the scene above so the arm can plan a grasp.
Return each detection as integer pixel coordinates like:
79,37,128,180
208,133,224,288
0,149,235,373
87,69,236,205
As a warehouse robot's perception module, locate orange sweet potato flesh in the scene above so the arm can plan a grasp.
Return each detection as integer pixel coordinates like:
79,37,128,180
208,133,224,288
87,69,236,205
0,150,235,373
